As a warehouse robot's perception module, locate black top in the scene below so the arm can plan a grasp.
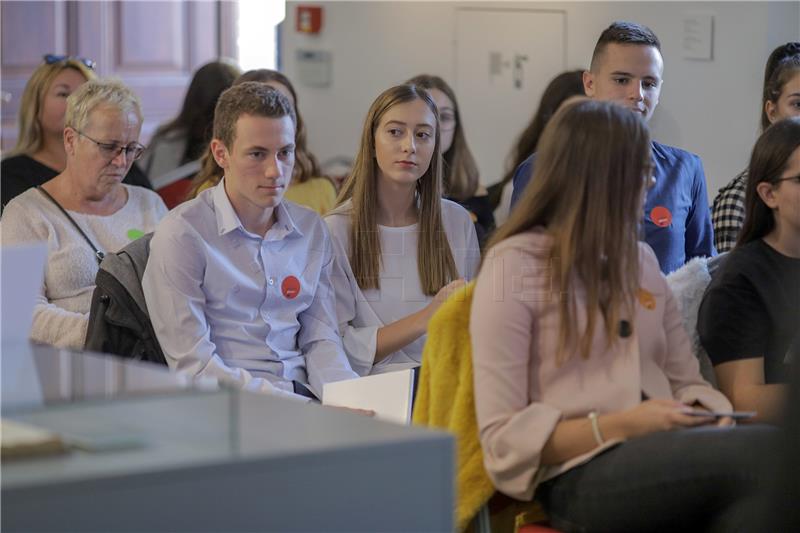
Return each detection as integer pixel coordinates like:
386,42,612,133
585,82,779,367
1,154,152,213
453,194,496,249
698,239,800,384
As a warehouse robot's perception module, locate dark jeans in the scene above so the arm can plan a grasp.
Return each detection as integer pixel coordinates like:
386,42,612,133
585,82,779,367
536,425,777,533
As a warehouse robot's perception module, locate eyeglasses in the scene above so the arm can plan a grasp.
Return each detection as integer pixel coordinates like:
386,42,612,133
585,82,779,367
44,54,96,70
74,129,146,161
775,174,800,185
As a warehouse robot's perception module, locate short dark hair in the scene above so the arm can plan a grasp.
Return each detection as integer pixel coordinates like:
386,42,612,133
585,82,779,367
590,21,661,71
212,81,296,149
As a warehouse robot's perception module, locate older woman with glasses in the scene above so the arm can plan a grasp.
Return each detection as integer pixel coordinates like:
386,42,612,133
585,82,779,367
1,55,152,212
2,79,167,350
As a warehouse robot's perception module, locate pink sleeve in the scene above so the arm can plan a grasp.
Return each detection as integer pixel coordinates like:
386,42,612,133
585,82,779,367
470,241,562,500
647,250,733,412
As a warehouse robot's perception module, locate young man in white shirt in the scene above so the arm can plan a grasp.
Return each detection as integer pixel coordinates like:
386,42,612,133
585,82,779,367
143,82,358,401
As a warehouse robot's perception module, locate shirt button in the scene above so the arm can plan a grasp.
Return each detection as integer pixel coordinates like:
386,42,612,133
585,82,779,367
268,277,275,286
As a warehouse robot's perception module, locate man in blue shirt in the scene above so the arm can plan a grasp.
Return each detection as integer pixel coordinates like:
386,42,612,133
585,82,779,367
143,82,358,402
510,21,716,273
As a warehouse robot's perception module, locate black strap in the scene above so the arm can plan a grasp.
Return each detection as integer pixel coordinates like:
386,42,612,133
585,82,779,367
37,186,105,264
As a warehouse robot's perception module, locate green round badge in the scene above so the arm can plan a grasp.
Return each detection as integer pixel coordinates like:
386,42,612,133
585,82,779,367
127,229,145,240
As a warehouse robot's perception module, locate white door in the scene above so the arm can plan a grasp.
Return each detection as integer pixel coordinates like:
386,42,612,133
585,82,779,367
455,8,567,187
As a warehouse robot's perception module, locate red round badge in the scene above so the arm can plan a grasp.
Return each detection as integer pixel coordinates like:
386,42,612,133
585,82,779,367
650,206,672,228
281,276,301,299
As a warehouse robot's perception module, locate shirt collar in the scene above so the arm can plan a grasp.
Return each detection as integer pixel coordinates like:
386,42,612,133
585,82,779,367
212,178,304,239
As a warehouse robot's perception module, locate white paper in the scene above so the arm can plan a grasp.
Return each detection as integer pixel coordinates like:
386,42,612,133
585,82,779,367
322,369,414,425
1,242,47,344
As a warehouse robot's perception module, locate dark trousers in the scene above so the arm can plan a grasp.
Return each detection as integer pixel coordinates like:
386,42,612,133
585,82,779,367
537,425,777,533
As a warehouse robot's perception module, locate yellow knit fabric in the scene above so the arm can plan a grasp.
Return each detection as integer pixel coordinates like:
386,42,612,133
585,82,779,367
413,282,495,531
196,176,337,216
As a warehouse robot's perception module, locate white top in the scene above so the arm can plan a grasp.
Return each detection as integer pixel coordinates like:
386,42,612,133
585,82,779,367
325,198,481,376
142,180,358,402
0,185,167,349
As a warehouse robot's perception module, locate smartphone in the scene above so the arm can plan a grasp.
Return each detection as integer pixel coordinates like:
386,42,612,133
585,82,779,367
684,409,756,420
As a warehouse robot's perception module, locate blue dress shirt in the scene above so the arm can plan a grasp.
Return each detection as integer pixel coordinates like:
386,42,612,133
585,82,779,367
509,141,716,274
143,180,358,401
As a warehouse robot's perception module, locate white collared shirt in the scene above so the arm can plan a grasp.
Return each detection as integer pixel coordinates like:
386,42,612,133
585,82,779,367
143,179,357,401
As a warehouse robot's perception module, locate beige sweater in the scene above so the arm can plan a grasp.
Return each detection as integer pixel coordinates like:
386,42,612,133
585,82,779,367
1,186,167,349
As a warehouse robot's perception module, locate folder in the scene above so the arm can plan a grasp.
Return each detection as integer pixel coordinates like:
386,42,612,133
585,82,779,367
322,369,415,425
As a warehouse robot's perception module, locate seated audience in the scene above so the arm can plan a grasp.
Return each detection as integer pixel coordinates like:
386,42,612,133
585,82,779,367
406,75,494,245
712,42,800,252
699,117,800,424
2,79,167,349
509,21,716,274
490,70,584,224
325,84,480,376
2,55,151,212
143,82,357,401
472,97,773,532
139,60,240,199
187,70,337,215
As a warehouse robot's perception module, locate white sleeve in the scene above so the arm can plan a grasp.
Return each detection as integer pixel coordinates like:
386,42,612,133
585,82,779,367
143,220,310,402
326,217,379,377
1,201,90,349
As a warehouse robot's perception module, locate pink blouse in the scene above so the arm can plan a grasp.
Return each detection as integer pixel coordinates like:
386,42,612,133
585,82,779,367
470,229,731,500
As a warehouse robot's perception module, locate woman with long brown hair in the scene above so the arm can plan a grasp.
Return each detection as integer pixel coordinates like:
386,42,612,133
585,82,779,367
187,69,336,214
471,98,772,531
325,84,480,376
699,117,800,424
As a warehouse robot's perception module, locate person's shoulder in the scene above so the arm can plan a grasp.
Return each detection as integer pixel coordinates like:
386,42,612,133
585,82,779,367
487,228,551,260
440,197,473,221
652,141,702,166
637,241,663,273
4,186,48,212
124,185,166,207
1,154,33,171
153,192,210,236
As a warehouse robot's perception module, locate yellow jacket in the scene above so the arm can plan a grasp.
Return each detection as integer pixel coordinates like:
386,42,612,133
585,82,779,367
413,282,494,531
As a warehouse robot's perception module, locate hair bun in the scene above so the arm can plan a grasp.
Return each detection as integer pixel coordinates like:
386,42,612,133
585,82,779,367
781,42,800,59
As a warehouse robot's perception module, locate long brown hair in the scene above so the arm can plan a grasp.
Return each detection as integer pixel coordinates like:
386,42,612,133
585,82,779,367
499,70,584,190
152,60,240,165
405,74,479,201
335,84,458,296
738,117,800,246
186,69,319,199
486,98,651,361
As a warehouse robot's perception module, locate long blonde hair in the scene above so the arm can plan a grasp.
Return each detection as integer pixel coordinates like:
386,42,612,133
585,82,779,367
9,59,95,157
406,74,479,201
336,84,458,296
487,98,651,361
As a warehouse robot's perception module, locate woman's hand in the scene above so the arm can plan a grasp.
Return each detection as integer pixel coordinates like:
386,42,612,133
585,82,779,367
619,399,714,439
420,279,467,324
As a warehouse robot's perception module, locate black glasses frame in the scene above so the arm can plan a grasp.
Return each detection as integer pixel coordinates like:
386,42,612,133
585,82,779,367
74,129,146,161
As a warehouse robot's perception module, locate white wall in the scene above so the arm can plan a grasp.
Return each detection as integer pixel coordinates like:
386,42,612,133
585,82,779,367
282,1,800,199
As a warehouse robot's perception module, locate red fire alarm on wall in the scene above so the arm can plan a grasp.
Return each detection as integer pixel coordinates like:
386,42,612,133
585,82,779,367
297,6,323,34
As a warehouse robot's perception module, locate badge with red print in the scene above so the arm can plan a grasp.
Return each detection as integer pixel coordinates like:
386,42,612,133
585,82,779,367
281,275,301,299
650,206,672,228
